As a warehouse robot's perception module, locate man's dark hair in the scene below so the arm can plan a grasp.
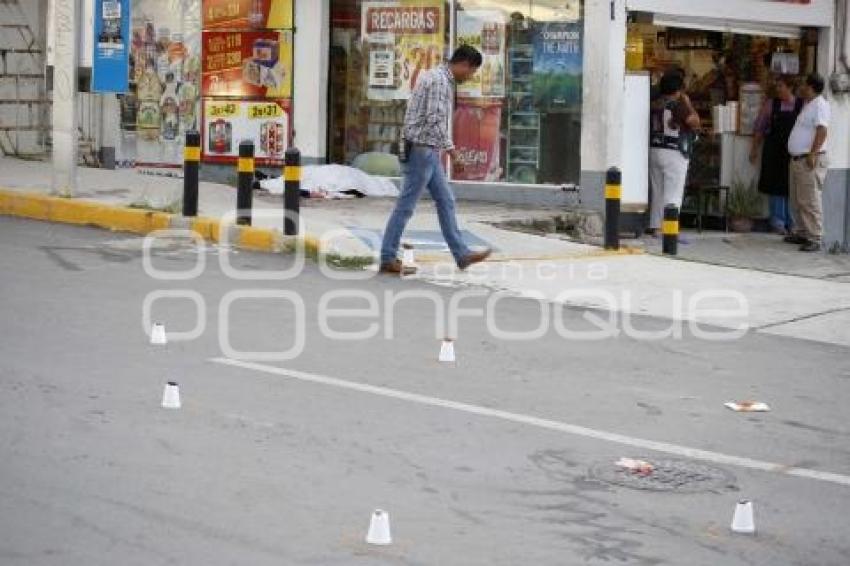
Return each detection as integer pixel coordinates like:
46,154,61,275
776,74,796,89
805,73,825,94
659,72,684,96
450,44,483,68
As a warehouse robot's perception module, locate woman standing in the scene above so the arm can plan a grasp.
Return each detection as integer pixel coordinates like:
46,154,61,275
749,76,803,234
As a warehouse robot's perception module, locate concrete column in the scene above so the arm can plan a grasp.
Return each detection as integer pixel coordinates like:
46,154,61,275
580,0,626,211
293,0,329,164
821,21,850,251
51,0,79,195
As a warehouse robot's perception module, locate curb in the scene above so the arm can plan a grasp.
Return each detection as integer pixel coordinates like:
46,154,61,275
0,189,642,264
412,247,643,264
0,189,322,257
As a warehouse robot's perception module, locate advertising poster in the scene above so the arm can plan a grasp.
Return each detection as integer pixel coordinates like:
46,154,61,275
202,99,290,162
361,0,444,101
92,0,132,93
203,0,293,29
452,101,502,182
532,21,583,111
456,10,506,98
202,30,293,98
117,0,202,169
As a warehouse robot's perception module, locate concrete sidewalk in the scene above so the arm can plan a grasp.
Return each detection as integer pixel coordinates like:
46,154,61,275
3,157,849,347
0,157,615,262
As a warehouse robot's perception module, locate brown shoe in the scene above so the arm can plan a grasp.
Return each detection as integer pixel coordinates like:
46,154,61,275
458,248,492,270
379,259,417,275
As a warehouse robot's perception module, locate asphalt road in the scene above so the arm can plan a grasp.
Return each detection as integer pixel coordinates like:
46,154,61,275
1,217,849,566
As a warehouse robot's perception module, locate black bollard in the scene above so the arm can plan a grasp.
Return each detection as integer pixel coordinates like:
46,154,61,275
182,130,200,217
604,167,621,250
284,146,301,236
662,204,679,256
237,140,254,226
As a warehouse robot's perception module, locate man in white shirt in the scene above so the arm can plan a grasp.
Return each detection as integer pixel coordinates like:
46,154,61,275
786,73,830,252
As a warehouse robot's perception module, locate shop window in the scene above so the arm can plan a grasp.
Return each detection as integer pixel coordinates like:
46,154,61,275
328,0,584,185
118,0,203,168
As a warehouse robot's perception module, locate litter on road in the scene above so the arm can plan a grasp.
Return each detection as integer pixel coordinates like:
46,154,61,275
615,457,655,476
725,401,771,412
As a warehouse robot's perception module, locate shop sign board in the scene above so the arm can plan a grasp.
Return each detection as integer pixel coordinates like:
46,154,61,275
532,21,583,111
361,0,445,101
92,0,131,93
456,10,506,99
202,98,290,162
202,0,293,29
201,30,293,98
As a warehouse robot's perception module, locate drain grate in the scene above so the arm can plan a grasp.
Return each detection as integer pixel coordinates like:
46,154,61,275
589,458,736,493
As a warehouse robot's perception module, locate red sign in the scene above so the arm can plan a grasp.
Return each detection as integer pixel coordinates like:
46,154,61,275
202,98,291,164
452,101,502,182
364,6,441,35
201,30,292,98
202,0,293,29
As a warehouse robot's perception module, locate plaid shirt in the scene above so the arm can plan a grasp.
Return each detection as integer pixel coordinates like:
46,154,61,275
402,64,455,151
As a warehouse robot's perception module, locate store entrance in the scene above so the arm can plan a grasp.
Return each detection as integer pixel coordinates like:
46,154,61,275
327,0,585,187
625,13,818,234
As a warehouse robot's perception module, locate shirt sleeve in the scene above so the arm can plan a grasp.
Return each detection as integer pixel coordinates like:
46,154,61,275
814,99,830,128
752,100,773,136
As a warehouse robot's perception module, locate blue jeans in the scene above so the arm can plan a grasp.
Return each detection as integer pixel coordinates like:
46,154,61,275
769,195,793,232
380,146,471,265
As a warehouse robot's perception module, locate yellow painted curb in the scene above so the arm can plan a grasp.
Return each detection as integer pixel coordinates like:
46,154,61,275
0,189,327,256
190,217,222,242
238,226,277,251
0,190,171,234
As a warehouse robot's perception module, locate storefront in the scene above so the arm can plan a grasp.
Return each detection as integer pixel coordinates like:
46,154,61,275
578,0,847,247
327,0,584,187
48,0,295,173
619,13,819,229
47,0,850,248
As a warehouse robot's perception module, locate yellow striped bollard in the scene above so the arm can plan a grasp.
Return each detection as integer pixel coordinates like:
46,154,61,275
662,204,679,256
236,140,254,226
604,167,621,250
182,130,200,217
284,146,301,236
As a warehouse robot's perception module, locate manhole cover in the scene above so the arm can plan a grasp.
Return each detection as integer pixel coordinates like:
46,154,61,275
589,458,736,493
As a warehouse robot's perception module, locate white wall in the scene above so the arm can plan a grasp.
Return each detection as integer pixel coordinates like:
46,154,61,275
293,0,330,162
820,22,850,170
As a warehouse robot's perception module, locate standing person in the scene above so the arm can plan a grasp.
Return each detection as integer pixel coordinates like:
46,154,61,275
749,76,803,235
648,72,701,237
786,73,830,252
379,45,491,275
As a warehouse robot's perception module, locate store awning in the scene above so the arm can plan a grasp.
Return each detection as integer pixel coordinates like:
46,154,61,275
652,14,802,38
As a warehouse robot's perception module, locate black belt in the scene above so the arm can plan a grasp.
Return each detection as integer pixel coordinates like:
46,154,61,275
791,152,825,161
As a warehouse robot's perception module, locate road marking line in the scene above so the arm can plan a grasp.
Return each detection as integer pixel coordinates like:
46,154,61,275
211,357,850,488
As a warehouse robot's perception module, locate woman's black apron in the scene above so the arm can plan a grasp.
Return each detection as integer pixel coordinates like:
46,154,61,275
758,97,804,197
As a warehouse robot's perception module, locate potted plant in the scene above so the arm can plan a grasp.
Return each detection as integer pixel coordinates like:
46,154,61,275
726,179,763,233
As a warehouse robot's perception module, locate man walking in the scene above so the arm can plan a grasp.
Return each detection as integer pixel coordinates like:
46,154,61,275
647,72,700,237
786,73,830,252
379,45,491,275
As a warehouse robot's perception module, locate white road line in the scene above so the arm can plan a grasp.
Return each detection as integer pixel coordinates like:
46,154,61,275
211,357,850,489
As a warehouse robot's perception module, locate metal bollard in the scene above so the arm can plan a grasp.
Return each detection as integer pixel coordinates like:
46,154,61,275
604,167,621,250
662,204,679,256
236,140,254,226
182,130,200,217
284,146,301,236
